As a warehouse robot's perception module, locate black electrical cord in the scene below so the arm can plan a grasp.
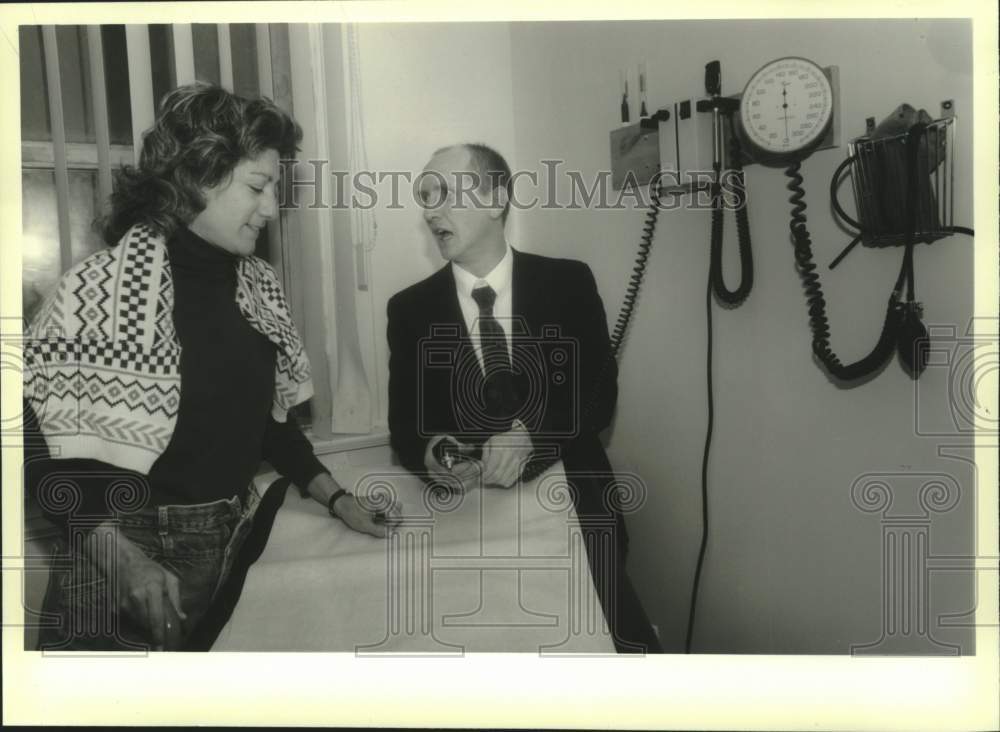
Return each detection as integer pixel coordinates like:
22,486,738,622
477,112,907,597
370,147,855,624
685,112,753,653
828,233,864,270
709,114,754,305
685,267,714,654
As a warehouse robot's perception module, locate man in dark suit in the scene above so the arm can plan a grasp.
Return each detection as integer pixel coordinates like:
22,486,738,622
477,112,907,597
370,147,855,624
387,143,659,653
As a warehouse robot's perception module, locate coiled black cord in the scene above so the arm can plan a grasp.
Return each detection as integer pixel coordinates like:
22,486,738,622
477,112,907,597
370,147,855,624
520,183,663,485
610,182,662,358
589,182,663,425
787,162,904,382
709,115,754,305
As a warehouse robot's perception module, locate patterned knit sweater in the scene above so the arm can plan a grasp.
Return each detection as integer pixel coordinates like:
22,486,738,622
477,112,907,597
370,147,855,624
23,224,313,476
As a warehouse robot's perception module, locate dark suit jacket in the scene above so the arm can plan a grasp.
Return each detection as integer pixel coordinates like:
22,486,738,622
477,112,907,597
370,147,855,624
387,248,627,549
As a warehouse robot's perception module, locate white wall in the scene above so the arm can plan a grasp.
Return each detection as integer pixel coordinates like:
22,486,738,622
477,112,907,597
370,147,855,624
507,19,975,653
354,22,518,425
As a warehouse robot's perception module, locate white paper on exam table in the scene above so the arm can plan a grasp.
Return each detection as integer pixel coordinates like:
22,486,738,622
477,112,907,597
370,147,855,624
212,461,614,653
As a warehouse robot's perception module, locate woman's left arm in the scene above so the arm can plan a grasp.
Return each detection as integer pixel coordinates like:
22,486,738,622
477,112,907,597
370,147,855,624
261,416,400,537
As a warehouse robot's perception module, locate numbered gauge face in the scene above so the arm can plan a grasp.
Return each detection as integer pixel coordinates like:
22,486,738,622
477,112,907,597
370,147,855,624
740,57,834,156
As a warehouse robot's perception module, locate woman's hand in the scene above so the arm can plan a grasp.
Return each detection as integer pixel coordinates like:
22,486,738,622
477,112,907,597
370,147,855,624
330,492,403,538
306,472,402,538
88,523,187,651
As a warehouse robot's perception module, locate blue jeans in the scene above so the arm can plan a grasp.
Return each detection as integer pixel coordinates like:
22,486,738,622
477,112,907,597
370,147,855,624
37,496,253,652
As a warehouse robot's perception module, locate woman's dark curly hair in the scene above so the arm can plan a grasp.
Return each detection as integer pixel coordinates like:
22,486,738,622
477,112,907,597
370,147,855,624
101,83,302,244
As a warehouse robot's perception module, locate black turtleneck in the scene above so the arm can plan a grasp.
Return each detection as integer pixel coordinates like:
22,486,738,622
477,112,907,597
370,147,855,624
25,226,328,526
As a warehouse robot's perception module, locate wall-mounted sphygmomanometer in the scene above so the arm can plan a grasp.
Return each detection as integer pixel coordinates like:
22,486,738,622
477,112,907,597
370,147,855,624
604,55,974,654
726,57,973,383
608,55,972,383
736,56,836,160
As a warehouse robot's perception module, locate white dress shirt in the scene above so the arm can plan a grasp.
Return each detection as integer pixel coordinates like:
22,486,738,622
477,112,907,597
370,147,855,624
451,244,513,372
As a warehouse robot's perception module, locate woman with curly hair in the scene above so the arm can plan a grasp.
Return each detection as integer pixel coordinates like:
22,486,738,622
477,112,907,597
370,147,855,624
23,83,400,651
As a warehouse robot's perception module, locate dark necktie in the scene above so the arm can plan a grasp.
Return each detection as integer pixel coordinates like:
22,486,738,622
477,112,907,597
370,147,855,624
471,284,518,427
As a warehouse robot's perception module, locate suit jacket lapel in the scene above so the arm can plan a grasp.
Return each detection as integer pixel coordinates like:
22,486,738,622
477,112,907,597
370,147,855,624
436,263,469,339
511,246,540,344
511,248,547,412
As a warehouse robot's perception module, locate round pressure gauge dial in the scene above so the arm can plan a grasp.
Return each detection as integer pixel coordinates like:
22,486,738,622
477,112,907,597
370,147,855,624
739,57,833,157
